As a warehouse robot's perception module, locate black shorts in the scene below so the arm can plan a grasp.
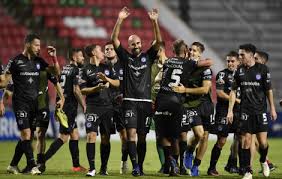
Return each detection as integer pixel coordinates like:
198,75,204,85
238,112,268,134
194,101,214,131
59,103,78,134
112,105,126,132
85,105,114,135
123,100,152,135
181,108,194,132
13,99,37,131
36,108,50,129
154,94,183,139
215,111,240,137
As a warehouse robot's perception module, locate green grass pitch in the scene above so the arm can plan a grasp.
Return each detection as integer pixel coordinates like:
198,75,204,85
0,139,281,178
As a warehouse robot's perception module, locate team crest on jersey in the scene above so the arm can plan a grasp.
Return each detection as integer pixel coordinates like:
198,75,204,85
119,69,123,75
87,69,92,75
36,63,41,70
141,57,146,63
104,69,110,76
256,74,261,80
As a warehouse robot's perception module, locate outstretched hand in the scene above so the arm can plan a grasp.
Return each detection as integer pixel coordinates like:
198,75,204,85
148,8,159,21
119,7,130,20
47,46,57,57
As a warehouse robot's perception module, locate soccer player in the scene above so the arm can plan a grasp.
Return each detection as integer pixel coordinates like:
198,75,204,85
155,39,212,176
104,42,129,174
0,63,4,116
175,42,214,176
0,34,60,175
227,44,277,179
151,41,167,173
254,51,268,65
81,44,120,177
111,7,162,176
207,51,241,176
40,48,86,172
251,50,276,171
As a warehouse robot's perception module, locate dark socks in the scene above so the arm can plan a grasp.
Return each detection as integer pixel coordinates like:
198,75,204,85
209,144,222,170
121,142,128,162
179,141,187,168
241,148,251,173
127,141,138,168
69,140,80,167
100,143,111,169
187,145,195,154
193,158,201,167
86,143,95,171
37,153,45,164
45,138,64,161
259,146,268,163
10,140,24,166
137,141,146,170
21,140,36,167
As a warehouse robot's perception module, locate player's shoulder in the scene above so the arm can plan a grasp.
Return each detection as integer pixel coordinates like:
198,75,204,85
255,62,268,71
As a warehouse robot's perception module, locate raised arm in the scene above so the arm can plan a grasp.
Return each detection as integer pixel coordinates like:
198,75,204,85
197,58,213,67
46,46,60,76
97,72,120,88
111,7,130,49
148,9,162,45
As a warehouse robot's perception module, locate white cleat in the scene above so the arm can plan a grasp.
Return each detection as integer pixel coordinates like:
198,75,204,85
242,172,253,179
261,162,270,177
30,167,41,175
7,165,20,174
120,161,128,174
86,169,96,177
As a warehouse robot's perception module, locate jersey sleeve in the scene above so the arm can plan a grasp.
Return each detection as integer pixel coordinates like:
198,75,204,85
263,65,272,91
216,71,225,90
146,45,158,64
202,68,212,81
47,73,58,85
4,58,16,74
72,67,79,86
114,44,129,64
79,67,87,89
39,57,49,71
231,69,239,90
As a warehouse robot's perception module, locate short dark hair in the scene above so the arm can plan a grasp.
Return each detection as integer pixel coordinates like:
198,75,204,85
239,43,256,54
192,42,205,53
105,41,113,47
256,50,269,62
173,39,187,56
68,48,83,61
226,51,239,59
84,44,97,58
24,34,40,44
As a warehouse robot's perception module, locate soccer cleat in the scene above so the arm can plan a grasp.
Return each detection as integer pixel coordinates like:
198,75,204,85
30,167,41,175
7,165,20,174
224,165,239,174
190,165,199,176
99,167,109,175
120,161,128,174
268,162,276,171
55,108,68,128
86,169,96,177
72,166,87,172
37,163,46,173
207,168,219,176
180,166,188,175
183,151,194,169
131,165,140,177
261,162,270,177
242,172,252,179
170,159,179,176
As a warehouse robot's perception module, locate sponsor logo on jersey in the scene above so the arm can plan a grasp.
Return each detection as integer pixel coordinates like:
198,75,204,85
119,69,123,75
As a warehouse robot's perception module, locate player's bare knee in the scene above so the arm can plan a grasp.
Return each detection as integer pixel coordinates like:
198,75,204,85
217,137,227,148
86,132,97,143
20,129,31,140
